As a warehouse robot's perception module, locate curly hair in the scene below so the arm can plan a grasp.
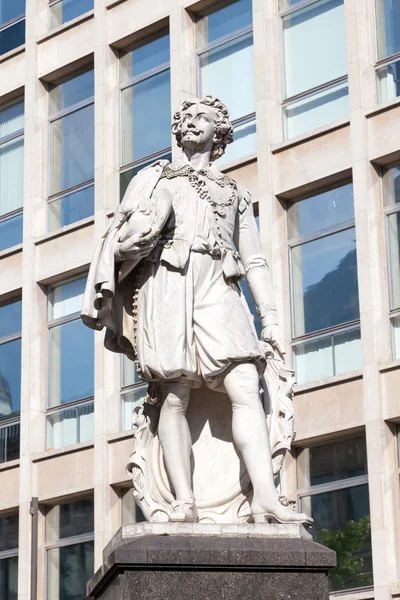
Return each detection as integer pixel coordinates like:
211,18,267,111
171,96,234,162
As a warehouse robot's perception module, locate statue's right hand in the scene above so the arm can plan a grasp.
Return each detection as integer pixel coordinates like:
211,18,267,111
115,229,160,261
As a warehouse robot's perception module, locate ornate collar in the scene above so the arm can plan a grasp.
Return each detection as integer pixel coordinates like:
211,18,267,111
162,161,237,190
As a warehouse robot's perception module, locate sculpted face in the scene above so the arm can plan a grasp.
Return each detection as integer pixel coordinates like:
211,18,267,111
180,102,216,153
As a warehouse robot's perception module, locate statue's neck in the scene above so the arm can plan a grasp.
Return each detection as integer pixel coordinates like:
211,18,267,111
182,148,211,171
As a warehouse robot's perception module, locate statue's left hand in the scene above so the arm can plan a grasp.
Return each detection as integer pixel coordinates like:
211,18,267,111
261,324,285,359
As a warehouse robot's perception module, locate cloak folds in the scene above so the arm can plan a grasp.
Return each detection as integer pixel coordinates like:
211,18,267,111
80,159,169,361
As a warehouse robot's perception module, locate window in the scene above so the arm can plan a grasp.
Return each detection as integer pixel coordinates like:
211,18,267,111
197,0,256,165
382,163,400,358
48,67,94,231
49,0,94,30
375,0,400,102
121,355,147,432
297,436,373,592
288,182,361,384
0,300,21,463
121,487,145,524
45,497,94,600
0,98,24,251
0,0,25,56
46,277,94,449
0,514,18,599
120,31,171,194
281,0,349,139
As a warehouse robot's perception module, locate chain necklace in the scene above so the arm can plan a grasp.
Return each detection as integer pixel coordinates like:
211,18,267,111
161,163,237,217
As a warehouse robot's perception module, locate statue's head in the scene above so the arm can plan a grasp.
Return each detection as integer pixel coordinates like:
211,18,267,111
172,96,234,162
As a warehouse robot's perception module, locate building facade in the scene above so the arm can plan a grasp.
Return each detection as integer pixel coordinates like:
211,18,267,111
0,0,400,598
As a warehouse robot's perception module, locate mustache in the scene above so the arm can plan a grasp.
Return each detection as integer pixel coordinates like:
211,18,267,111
182,129,201,136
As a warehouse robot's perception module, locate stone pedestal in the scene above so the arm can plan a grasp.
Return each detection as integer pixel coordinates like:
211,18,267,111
87,523,336,600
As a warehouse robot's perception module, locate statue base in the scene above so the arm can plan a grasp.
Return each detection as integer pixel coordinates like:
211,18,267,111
86,523,336,600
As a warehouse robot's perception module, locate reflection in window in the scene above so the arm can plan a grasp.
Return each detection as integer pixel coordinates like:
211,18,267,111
281,0,348,139
0,98,24,251
382,163,400,358
45,497,94,600
121,355,147,432
120,31,171,190
47,277,94,449
377,57,400,104
0,300,22,463
0,514,18,600
0,0,25,56
49,0,94,30
48,68,94,231
375,0,400,60
297,437,372,592
288,183,361,384
197,0,255,165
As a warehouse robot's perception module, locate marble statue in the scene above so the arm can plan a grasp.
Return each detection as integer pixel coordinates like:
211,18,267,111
81,96,313,526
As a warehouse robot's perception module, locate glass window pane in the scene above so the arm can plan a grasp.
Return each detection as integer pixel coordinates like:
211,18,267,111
382,163,400,207
387,211,400,309
0,514,18,551
297,436,367,488
48,184,94,231
376,0,400,60
0,20,25,56
122,355,140,388
121,387,147,431
197,0,252,46
50,104,94,194
283,0,347,98
0,422,20,463
293,335,333,384
288,183,354,239
49,0,94,29
0,339,21,420
300,485,373,592
0,212,23,251
334,327,362,375
291,228,359,336
47,540,94,600
283,80,349,140
0,135,24,216
49,278,86,320
199,32,255,122
390,315,400,360
47,402,94,449
0,300,21,338
121,487,146,524
49,69,94,115
216,118,256,166
120,32,170,82
377,58,400,104
48,320,94,407
0,99,24,139
46,497,94,541
121,70,171,165
120,153,172,200
0,555,18,599
0,0,25,25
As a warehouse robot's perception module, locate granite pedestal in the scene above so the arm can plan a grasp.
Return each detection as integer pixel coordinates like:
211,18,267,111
87,523,336,600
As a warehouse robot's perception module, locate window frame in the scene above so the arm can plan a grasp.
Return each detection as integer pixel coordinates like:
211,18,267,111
44,496,94,600
0,513,18,599
119,30,172,184
287,180,361,382
195,8,256,160
47,66,95,231
279,0,349,138
45,276,94,448
48,0,94,28
0,97,24,249
0,299,22,463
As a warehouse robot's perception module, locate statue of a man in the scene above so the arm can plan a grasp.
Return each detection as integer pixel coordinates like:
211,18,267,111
82,96,312,526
